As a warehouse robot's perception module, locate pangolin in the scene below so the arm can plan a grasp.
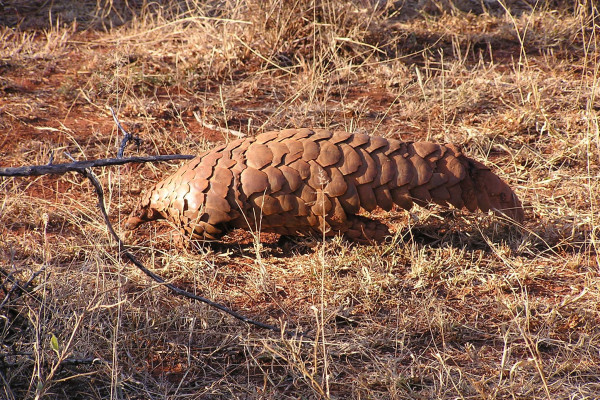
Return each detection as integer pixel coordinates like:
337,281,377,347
126,128,523,242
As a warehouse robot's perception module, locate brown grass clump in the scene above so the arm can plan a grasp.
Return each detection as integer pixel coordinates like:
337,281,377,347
1,0,599,399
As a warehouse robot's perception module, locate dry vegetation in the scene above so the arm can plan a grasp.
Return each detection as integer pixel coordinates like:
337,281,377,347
1,0,599,398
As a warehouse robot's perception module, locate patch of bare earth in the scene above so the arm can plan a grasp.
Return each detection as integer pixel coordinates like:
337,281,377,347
1,1,599,399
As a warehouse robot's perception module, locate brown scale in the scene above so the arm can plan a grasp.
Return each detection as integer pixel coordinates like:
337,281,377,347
126,129,524,242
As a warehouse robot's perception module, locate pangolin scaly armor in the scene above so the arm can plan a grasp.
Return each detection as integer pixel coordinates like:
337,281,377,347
126,129,523,241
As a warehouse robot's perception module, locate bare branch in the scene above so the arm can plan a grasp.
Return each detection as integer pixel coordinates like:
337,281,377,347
2,145,309,338
0,155,194,177
77,165,307,338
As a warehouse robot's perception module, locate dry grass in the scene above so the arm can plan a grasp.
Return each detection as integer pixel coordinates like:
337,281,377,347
1,0,599,399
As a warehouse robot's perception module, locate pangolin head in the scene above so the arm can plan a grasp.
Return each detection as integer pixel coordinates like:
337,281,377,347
125,193,163,230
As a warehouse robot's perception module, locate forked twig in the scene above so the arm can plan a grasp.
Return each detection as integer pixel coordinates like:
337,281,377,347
1,151,308,339
78,167,306,338
109,106,142,158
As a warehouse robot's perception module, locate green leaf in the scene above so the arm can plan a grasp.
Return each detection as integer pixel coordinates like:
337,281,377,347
50,333,59,354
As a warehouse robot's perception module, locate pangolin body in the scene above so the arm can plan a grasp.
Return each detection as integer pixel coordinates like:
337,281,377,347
126,129,523,241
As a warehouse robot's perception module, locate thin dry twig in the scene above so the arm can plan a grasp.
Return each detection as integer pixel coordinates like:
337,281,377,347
0,353,110,369
0,155,194,177
78,162,309,339
1,149,309,339
193,111,246,138
0,267,46,309
108,106,142,158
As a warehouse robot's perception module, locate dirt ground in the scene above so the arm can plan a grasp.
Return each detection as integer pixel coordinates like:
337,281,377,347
1,1,599,399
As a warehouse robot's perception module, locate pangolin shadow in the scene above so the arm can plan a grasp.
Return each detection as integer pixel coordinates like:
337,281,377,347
185,218,523,259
